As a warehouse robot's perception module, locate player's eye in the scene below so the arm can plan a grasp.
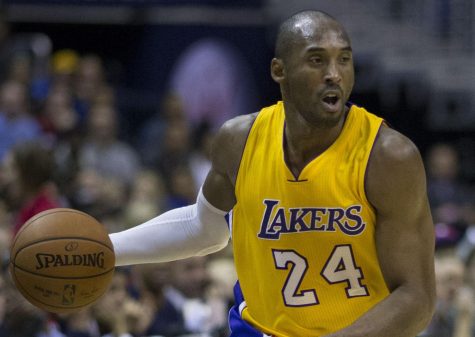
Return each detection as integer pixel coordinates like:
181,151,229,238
339,55,352,63
309,56,323,64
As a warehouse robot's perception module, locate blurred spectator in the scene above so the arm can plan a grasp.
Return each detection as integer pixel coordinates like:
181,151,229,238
5,34,51,97
456,225,475,337
92,268,151,337
426,143,473,247
58,309,100,337
160,120,192,176
426,143,469,210
207,257,237,307
78,102,140,187
165,165,197,210
0,205,10,265
70,169,103,216
2,274,50,337
457,226,475,264
206,256,237,337
424,250,475,337
94,176,129,232
170,256,209,301
464,247,475,297
169,38,258,131
465,230,475,270
50,49,80,91
73,54,108,124
40,84,78,138
164,256,228,336
71,169,127,225
0,80,42,161
0,274,7,336
189,121,214,190
425,251,464,336
137,91,187,170
124,169,167,229
40,83,84,203
1,141,63,235
7,52,32,86
137,263,186,337
0,8,11,81
0,8,52,98
28,48,79,116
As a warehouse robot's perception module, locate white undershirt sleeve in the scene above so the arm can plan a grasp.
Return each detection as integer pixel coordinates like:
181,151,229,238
110,188,230,266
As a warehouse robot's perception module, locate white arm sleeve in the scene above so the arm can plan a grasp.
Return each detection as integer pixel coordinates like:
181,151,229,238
110,188,230,266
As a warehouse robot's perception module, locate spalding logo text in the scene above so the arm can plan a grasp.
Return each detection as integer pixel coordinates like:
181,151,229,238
35,252,105,270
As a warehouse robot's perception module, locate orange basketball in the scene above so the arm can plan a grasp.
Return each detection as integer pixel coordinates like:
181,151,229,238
9,208,115,313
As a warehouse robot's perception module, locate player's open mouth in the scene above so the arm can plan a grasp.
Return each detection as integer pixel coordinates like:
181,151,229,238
322,94,339,105
323,94,339,105
321,93,341,112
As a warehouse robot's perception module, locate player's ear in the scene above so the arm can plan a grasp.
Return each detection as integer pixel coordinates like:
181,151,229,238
271,58,285,83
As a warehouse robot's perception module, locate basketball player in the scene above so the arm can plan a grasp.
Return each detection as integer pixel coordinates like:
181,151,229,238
110,10,436,336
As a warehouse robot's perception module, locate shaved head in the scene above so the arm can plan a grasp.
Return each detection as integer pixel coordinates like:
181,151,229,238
275,10,350,62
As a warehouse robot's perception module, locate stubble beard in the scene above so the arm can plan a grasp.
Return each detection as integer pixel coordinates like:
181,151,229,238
301,102,345,129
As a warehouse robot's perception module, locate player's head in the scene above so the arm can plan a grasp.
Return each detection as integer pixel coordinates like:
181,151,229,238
271,10,354,128
274,11,350,62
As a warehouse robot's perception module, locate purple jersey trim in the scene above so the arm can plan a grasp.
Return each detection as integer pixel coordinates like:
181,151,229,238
229,281,266,337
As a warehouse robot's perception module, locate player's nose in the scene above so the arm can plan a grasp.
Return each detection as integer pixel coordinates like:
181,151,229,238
324,61,341,84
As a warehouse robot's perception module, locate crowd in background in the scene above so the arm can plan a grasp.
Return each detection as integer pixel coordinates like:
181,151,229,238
0,7,474,337
0,22,237,337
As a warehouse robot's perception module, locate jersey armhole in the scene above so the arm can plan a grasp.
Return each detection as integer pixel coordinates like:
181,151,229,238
234,112,259,192
361,120,384,212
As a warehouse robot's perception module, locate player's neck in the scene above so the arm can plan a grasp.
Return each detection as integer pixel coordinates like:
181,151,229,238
283,109,348,177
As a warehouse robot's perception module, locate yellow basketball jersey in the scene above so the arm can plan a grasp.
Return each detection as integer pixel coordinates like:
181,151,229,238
231,101,389,336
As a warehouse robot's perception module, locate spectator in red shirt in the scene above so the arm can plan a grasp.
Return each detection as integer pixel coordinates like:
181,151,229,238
2,141,63,235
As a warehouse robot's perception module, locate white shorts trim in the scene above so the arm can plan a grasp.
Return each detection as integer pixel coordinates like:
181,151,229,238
238,300,247,316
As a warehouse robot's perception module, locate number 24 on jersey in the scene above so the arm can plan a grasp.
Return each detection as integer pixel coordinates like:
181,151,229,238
272,244,369,307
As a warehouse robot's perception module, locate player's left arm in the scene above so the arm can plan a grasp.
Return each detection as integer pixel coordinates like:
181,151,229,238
326,126,436,337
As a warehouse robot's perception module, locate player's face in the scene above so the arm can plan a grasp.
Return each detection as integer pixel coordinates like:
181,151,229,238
275,23,354,128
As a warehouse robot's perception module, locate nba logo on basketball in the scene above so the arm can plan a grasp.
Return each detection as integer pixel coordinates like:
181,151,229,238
62,284,76,305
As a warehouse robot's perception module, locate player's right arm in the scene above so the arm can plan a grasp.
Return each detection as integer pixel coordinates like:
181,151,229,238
109,113,256,266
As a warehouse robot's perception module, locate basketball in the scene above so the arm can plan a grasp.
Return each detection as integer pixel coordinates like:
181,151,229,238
9,208,115,313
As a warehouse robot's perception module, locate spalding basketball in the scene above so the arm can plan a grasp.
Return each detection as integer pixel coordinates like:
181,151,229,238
10,208,115,313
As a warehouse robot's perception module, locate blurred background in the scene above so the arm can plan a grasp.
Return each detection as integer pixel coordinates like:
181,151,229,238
0,0,474,336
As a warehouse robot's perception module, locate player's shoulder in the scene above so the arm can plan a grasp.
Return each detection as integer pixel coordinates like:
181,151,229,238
211,112,258,181
217,112,258,141
372,125,422,166
366,125,426,206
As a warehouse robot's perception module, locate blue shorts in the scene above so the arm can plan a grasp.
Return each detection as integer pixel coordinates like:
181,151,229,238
228,282,272,337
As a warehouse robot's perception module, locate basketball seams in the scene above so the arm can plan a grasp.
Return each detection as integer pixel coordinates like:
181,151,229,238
13,236,114,261
12,265,115,280
11,208,107,251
